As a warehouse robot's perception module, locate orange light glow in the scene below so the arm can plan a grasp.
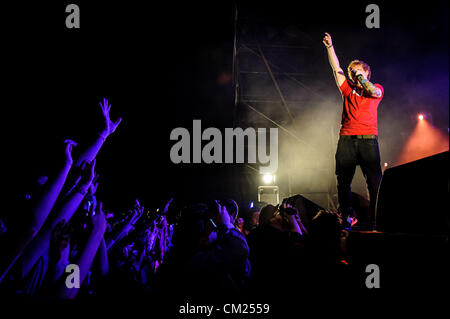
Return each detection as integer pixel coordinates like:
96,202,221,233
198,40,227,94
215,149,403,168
395,119,449,166
418,114,424,121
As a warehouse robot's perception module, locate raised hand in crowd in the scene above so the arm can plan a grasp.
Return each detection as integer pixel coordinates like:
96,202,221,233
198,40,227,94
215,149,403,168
58,202,107,299
162,197,174,215
99,97,122,140
74,98,122,167
130,199,145,226
0,140,77,283
76,160,98,196
106,199,144,251
46,219,72,286
87,178,109,278
21,159,97,279
214,200,233,229
89,176,99,196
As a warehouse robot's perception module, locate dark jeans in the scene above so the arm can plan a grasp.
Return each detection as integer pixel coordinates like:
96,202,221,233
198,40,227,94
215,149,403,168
335,136,382,225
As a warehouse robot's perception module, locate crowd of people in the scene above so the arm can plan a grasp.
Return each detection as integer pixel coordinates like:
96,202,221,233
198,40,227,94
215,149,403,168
0,98,359,304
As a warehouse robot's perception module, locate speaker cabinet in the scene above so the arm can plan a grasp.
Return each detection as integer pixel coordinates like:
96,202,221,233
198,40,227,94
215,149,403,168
376,151,449,235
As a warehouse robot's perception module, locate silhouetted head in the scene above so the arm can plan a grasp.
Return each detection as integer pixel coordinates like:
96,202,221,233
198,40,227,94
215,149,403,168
310,210,345,259
258,204,278,227
175,203,218,253
220,198,239,224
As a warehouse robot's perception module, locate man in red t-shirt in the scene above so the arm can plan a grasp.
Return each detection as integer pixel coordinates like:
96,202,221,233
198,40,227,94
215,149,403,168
323,32,383,230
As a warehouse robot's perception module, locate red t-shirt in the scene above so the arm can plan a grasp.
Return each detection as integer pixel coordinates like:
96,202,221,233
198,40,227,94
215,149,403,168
339,79,384,135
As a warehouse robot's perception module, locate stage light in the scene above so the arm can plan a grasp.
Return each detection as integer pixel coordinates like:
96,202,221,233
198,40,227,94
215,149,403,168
262,174,275,184
395,115,449,166
384,162,388,167
250,201,254,208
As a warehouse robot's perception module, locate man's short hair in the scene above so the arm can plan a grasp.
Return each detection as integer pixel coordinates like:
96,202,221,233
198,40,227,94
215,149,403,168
347,59,371,81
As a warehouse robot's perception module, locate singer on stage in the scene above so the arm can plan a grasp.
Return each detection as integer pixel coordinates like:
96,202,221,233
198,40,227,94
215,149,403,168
323,32,384,230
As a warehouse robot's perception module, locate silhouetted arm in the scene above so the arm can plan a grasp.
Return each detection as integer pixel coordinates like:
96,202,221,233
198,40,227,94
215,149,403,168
21,160,96,279
106,200,144,251
58,203,106,299
75,98,121,167
0,140,76,283
95,237,109,277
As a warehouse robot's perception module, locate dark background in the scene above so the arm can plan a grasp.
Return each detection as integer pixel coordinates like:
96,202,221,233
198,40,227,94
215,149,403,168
2,1,448,213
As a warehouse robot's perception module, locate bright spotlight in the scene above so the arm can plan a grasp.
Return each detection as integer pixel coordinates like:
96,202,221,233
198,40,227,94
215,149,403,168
395,114,449,166
384,162,388,167
262,174,275,184
418,114,424,121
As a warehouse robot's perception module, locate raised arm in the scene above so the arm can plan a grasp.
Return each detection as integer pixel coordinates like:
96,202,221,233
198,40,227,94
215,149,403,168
21,160,96,278
58,202,107,299
281,204,304,236
106,200,144,251
323,32,346,88
74,98,122,167
94,237,109,277
0,140,76,283
30,141,78,232
210,201,250,277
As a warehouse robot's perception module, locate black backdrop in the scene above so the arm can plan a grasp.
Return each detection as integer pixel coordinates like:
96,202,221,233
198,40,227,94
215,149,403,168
2,1,448,215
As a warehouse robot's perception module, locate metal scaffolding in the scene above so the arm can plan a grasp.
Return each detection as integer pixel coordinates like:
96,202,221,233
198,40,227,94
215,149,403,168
231,3,337,209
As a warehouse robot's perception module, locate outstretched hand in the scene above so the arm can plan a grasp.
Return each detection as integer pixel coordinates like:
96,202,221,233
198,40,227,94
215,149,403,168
88,174,99,195
64,139,77,167
323,32,333,47
162,198,174,215
213,200,232,228
91,201,107,233
78,159,96,190
129,199,144,226
99,98,122,139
